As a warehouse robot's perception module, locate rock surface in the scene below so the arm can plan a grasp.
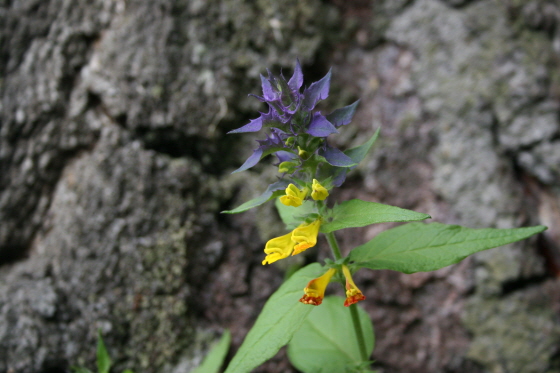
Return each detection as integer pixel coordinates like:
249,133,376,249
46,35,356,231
1,0,559,372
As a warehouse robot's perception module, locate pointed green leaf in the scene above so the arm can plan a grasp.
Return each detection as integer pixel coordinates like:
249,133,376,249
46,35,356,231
321,199,430,233
192,330,231,373
316,130,380,187
287,296,374,373
321,146,358,167
349,222,547,274
345,128,380,164
221,180,289,214
326,100,360,128
224,263,323,373
232,146,294,174
275,199,318,229
96,330,112,373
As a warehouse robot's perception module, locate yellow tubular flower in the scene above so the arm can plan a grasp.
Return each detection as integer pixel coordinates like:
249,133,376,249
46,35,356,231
262,232,296,265
291,219,321,255
342,265,366,307
311,179,329,201
300,268,337,306
279,184,309,207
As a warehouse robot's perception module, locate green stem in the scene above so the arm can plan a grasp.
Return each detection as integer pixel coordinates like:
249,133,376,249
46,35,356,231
325,231,343,260
349,303,369,362
324,231,369,362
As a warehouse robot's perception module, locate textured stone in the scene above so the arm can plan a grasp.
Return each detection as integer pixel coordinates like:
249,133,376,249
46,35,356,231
2,0,560,372
463,284,560,373
0,125,195,371
381,0,560,371
0,0,339,371
519,141,560,185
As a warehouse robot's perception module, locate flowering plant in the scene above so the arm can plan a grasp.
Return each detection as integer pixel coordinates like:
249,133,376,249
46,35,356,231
221,61,546,373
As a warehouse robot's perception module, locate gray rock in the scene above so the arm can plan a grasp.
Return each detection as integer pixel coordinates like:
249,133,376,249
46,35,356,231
382,0,560,371
0,0,339,371
2,0,560,372
519,141,560,185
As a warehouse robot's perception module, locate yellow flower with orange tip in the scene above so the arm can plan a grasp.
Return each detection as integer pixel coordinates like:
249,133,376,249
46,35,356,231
262,218,322,265
262,232,296,265
299,268,337,306
279,184,309,207
342,265,366,307
311,179,329,201
291,219,321,255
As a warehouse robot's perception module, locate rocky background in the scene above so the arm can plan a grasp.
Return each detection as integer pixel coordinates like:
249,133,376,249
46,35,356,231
1,0,560,372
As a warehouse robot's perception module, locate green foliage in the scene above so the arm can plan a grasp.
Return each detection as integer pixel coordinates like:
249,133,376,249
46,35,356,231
71,331,135,373
288,296,375,373
224,263,323,373
221,181,289,214
317,130,380,183
97,330,111,373
192,330,231,373
221,61,550,373
223,130,380,216
349,223,547,274
275,197,429,234
275,199,317,229
320,199,431,233
344,129,379,164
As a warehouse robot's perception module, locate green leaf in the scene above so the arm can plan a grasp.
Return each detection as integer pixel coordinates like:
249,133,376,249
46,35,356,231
275,199,318,229
344,128,379,164
121,370,135,373
316,130,380,184
349,222,547,274
262,146,291,159
287,296,374,373
321,199,430,233
221,180,289,214
192,330,232,373
96,330,112,373
224,263,323,373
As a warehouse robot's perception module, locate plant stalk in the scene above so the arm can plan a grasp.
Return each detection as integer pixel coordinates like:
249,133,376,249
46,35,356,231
324,231,369,362
349,303,369,362
325,231,343,260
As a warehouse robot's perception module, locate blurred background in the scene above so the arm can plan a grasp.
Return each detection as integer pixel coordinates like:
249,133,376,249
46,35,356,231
1,0,559,372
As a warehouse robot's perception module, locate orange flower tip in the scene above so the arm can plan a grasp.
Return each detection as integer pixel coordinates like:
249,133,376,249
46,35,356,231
299,295,323,306
344,294,366,307
292,243,312,256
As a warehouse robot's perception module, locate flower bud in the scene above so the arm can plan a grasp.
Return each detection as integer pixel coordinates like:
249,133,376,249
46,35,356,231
311,179,329,201
278,161,297,173
298,146,311,160
285,137,295,146
280,184,309,207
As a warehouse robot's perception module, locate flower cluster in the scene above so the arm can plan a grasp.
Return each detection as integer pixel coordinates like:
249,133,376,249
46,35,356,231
228,60,365,307
300,265,365,307
228,60,360,187
262,180,328,265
